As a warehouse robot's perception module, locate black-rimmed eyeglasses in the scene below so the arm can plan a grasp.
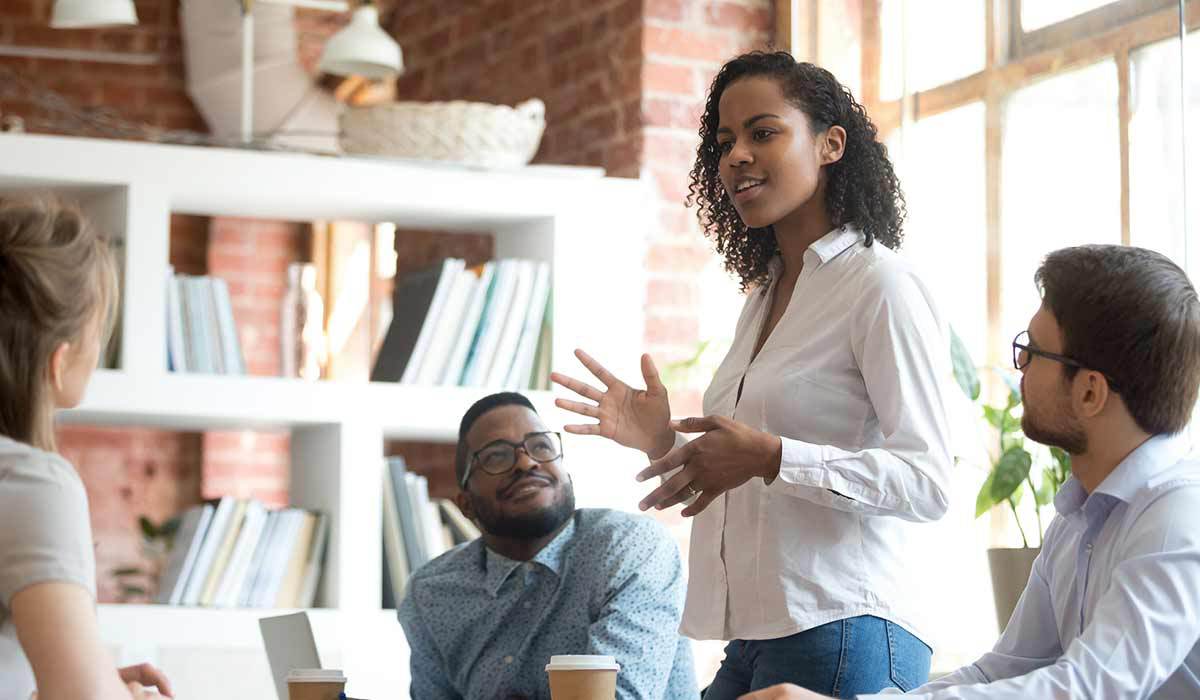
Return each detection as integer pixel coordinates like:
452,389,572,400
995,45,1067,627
461,431,563,488
1012,330,1120,393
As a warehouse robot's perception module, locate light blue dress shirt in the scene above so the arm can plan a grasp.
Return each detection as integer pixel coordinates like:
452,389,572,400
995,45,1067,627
398,508,697,700
864,433,1200,699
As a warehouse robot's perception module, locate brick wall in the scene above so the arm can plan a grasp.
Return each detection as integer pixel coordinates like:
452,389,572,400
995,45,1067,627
0,0,205,134
387,0,643,177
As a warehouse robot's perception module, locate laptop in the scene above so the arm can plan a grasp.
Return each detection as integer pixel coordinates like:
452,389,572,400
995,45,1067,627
259,612,323,700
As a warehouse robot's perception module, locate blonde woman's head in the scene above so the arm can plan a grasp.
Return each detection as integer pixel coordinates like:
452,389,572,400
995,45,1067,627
0,194,118,451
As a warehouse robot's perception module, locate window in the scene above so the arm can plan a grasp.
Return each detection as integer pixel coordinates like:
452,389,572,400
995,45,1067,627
1001,61,1121,337
1022,0,1121,31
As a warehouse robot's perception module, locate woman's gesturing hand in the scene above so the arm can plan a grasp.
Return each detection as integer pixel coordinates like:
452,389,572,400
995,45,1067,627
551,350,676,459
636,415,782,516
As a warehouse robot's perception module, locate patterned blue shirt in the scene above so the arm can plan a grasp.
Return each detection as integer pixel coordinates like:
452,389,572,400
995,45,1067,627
398,508,697,700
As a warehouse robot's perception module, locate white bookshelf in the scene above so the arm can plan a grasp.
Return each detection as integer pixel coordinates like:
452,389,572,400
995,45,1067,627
1,132,654,698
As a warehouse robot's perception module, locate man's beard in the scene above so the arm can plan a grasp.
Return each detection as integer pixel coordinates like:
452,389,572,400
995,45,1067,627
469,477,576,539
1022,390,1087,455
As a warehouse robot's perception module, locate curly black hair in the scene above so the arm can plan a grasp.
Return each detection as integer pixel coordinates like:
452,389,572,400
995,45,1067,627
687,51,906,292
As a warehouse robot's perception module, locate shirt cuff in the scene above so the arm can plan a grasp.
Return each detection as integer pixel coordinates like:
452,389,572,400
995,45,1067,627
767,436,824,485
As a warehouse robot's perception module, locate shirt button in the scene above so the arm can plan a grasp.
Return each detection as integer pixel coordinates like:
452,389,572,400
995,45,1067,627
503,655,514,664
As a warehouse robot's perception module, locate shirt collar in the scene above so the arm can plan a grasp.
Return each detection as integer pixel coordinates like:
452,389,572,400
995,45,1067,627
1094,433,1191,502
1054,433,1191,516
482,516,575,597
807,225,864,264
765,226,864,280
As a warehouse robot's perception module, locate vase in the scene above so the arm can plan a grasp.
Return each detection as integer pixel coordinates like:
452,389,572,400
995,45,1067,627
987,546,1041,632
281,262,326,380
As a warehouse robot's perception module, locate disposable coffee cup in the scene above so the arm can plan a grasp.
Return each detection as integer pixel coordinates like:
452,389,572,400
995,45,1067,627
287,668,347,700
545,655,620,700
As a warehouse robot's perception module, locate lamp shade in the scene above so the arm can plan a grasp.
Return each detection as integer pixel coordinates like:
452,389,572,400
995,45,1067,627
317,3,402,80
50,0,138,28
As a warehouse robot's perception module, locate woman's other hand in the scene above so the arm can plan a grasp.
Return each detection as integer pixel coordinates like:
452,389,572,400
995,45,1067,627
551,350,676,458
119,663,172,698
636,415,782,516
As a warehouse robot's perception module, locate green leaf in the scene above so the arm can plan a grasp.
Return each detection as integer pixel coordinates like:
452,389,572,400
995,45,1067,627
999,373,1021,408
975,472,996,518
990,447,1033,503
1050,447,1071,483
1000,433,1024,454
950,327,981,401
138,516,158,539
1035,467,1057,505
112,567,142,577
1002,409,1022,435
983,405,1006,429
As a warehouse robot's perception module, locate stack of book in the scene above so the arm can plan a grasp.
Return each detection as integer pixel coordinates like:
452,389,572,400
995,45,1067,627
370,258,552,390
166,270,247,375
382,457,480,605
155,497,328,609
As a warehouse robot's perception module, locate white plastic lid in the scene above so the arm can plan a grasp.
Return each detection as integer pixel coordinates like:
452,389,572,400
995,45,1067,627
545,655,620,672
287,668,347,683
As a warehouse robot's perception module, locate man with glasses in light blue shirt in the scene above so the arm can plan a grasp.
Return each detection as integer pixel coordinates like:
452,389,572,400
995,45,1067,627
398,392,696,700
741,244,1200,700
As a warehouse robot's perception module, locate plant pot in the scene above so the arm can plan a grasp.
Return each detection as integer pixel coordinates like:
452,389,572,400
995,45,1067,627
987,546,1041,632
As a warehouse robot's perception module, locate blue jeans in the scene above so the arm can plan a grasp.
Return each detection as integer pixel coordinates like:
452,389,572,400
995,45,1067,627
702,616,932,700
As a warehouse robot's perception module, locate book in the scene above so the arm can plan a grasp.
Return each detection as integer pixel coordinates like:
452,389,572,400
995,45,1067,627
382,465,411,604
165,268,188,373
408,473,444,564
210,277,246,375
440,262,496,386
462,259,519,386
156,503,213,605
174,276,197,374
203,277,226,375
181,496,236,606
528,292,554,390
381,539,395,610
275,512,317,608
252,508,303,608
184,276,215,374
199,498,249,606
485,260,538,388
388,457,425,572
370,263,447,382
239,509,280,607
505,262,551,390
295,512,329,609
400,258,464,384
414,267,478,385
213,501,268,607
101,237,125,370
438,499,481,544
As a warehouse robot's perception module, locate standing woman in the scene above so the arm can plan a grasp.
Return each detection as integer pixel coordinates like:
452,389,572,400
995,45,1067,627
0,196,172,699
552,52,951,698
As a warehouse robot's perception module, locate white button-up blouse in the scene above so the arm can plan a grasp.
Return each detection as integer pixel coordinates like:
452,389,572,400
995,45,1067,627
678,226,953,642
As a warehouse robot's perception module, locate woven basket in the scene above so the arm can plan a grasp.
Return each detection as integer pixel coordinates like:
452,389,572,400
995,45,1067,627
338,98,546,168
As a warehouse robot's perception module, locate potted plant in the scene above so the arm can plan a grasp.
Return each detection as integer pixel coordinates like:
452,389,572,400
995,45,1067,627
111,515,181,603
950,330,1071,630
